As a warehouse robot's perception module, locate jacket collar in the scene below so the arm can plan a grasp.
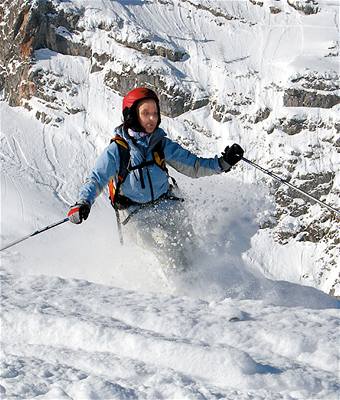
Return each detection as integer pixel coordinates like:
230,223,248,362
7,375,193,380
116,126,166,149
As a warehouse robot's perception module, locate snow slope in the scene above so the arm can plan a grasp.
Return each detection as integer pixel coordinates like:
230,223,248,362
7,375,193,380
1,270,339,399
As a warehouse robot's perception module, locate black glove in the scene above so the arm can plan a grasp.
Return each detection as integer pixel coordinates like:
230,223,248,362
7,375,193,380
67,202,91,224
219,143,244,171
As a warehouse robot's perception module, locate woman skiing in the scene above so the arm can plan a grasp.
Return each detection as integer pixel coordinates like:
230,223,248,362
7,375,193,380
68,87,244,271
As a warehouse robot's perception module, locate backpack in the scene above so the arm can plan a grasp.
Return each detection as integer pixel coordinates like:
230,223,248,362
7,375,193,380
107,134,169,209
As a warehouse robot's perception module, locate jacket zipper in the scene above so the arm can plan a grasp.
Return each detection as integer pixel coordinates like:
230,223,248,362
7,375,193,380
146,167,155,202
138,168,145,189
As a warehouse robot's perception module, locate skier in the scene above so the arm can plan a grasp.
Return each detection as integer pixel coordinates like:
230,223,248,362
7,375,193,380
68,87,244,271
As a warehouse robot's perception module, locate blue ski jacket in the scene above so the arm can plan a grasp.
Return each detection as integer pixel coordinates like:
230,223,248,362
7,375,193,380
78,126,227,206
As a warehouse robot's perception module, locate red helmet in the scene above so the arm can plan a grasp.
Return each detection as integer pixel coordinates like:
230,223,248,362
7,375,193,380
122,87,159,111
122,87,161,132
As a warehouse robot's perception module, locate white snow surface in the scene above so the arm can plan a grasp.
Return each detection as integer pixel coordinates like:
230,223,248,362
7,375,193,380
1,0,340,398
1,270,339,399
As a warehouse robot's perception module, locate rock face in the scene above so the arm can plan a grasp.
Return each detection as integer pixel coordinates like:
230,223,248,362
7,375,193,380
284,88,340,109
104,68,209,118
0,0,197,116
287,0,320,15
0,0,34,105
0,0,90,106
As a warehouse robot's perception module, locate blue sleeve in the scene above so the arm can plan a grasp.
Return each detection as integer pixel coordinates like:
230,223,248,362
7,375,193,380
78,142,120,205
163,138,223,178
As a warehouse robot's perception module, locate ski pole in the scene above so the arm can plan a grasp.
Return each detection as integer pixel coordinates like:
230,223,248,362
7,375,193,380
241,157,340,216
0,217,70,252
114,208,124,246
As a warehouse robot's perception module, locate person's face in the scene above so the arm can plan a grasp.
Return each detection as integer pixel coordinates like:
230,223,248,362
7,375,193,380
137,99,159,134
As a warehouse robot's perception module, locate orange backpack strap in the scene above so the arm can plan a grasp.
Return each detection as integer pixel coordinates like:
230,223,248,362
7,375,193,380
108,135,130,208
152,139,167,171
153,139,177,187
